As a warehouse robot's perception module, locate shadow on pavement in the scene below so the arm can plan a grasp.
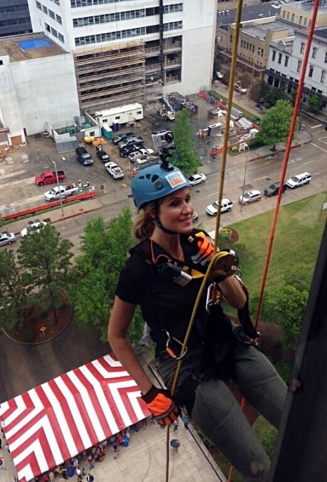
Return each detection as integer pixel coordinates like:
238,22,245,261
1,319,109,403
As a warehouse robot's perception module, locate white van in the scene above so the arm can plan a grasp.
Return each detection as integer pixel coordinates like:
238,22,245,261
286,172,311,189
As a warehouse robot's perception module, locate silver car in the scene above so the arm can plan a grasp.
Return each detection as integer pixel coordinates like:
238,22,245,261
239,190,262,205
0,231,16,247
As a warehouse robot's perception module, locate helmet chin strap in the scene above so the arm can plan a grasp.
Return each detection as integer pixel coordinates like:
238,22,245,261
153,219,179,235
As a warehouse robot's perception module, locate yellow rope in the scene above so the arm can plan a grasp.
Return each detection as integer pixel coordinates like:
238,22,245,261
165,2,244,477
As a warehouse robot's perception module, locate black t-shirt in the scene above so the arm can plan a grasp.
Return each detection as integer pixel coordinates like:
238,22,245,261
115,230,215,346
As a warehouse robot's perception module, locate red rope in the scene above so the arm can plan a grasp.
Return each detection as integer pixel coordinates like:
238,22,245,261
227,1,321,481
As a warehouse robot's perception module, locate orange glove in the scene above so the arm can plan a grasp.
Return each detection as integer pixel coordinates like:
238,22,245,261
141,385,180,426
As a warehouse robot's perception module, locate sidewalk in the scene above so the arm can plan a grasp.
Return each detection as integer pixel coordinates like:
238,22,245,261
0,419,226,482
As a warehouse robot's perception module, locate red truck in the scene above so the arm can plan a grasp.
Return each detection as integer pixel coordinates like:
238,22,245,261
35,170,66,186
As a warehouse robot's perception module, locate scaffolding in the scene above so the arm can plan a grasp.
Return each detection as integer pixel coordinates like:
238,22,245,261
74,36,183,112
74,41,147,112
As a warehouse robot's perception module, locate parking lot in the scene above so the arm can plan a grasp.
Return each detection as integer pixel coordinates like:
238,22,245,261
0,95,228,214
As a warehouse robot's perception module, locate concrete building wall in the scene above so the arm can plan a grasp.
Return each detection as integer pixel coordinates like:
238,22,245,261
0,54,25,143
165,0,217,94
6,54,80,136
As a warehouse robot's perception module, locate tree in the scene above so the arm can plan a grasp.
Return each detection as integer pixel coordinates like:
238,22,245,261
172,109,200,175
257,100,293,151
71,209,144,343
307,94,322,112
238,72,252,89
249,80,272,103
17,224,73,325
0,250,27,330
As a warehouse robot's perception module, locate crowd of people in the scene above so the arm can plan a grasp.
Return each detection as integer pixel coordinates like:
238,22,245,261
31,421,148,482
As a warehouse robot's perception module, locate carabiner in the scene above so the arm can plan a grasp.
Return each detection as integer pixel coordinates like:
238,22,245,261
163,330,188,360
206,282,221,313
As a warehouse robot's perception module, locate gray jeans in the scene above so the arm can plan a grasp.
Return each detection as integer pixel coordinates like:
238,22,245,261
190,341,287,481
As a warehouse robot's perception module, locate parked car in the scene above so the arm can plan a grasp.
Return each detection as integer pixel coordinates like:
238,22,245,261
112,132,134,145
76,146,94,166
118,136,144,149
0,231,16,247
206,198,234,216
96,146,110,163
120,144,144,158
192,211,199,223
20,221,47,238
188,173,207,186
264,181,286,197
234,83,247,94
105,161,124,179
239,190,262,205
286,172,311,189
35,170,66,186
128,148,155,163
216,71,224,80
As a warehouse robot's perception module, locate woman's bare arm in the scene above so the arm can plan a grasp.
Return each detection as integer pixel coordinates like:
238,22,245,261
218,276,247,309
108,296,153,395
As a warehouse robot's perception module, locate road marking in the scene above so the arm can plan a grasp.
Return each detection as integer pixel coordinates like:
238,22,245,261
311,124,323,129
311,142,327,154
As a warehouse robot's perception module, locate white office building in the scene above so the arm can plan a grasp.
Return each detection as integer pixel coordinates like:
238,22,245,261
266,26,327,109
27,0,217,112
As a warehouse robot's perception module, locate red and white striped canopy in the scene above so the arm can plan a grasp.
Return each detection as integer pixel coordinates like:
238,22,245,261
0,354,150,482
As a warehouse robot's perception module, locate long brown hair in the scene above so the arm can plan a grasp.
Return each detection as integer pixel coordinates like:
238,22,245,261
133,201,158,240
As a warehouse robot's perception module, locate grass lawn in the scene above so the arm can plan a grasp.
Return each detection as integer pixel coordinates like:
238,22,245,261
229,192,327,294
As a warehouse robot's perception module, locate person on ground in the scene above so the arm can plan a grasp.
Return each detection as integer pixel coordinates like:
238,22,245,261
108,163,287,481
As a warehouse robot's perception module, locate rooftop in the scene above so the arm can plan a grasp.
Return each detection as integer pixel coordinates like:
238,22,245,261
217,3,281,25
0,32,67,62
241,20,293,39
313,26,327,40
284,0,327,11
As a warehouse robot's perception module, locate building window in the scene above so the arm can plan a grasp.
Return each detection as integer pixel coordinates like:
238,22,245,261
49,9,55,19
321,71,326,83
291,13,295,21
42,5,48,13
282,11,285,18
304,17,307,26
278,53,282,64
299,15,302,25
56,14,62,24
272,50,276,61
285,56,289,67
312,47,317,59
309,65,314,78
287,11,290,20
36,1,42,10
300,42,305,54
325,52,327,63
297,60,302,73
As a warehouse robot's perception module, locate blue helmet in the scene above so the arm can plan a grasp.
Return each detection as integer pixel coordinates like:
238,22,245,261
131,164,190,210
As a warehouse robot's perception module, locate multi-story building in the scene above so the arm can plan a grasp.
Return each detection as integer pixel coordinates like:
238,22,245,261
279,0,327,28
217,16,293,81
0,0,32,37
27,0,217,113
266,26,327,109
